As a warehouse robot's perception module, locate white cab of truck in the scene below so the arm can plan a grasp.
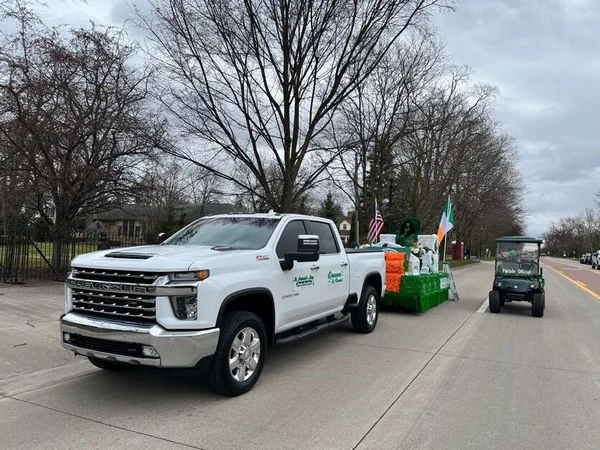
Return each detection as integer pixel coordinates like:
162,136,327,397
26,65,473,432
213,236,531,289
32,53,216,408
60,213,386,396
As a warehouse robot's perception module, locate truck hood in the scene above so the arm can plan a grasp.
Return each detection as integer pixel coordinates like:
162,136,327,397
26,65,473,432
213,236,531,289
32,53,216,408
71,245,251,273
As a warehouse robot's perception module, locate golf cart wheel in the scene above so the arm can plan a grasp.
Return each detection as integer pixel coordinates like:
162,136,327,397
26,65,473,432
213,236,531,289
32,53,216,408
542,293,546,310
489,290,501,314
532,293,544,317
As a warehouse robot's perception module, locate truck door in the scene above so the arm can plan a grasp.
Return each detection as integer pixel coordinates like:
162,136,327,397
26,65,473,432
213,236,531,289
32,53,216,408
305,220,349,314
276,220,323,330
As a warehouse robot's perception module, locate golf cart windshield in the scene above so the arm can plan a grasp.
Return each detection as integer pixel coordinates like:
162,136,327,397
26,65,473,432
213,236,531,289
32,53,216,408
496,241,540,277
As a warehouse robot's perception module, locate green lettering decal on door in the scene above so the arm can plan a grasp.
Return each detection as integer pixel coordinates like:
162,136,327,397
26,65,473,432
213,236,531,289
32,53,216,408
328,271,344,285
294,275,315,290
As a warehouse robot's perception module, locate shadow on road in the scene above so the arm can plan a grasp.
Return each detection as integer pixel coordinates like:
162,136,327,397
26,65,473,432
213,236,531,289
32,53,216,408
51,327,352,406
498,302,535,317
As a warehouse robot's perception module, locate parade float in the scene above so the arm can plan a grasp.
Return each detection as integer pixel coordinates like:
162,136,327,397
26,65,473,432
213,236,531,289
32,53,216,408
361,217,454,312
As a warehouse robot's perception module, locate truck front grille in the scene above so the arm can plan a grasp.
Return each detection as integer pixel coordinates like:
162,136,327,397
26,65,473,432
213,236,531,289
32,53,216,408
71,289,157,323
70,267,163,323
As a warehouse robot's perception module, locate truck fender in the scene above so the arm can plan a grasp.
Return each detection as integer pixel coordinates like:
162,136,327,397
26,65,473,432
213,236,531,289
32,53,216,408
216,288,276,346
363,271,383,299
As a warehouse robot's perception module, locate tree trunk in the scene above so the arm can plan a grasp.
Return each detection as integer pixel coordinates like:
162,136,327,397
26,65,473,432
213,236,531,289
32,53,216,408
51,217,72,280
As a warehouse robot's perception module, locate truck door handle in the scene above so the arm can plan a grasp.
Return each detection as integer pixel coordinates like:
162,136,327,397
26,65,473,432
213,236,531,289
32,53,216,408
310,265,320,270
341,262,348,267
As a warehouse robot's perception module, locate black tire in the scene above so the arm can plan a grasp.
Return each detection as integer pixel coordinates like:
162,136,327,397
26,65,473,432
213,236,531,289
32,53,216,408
88,357,135,371
351,285,379,333
489,290,501,313
532,293,544,317
542,293,546,310
208,311,267,397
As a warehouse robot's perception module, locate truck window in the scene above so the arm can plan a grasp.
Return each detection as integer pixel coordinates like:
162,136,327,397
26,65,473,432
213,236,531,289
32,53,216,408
306,221,339,254
276,220,307,258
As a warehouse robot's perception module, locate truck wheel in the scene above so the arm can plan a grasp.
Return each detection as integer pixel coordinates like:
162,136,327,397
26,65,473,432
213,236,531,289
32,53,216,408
208,311,267,397
88,357,134,371
489,290,501,313
532,293,544,317
351,285,379,333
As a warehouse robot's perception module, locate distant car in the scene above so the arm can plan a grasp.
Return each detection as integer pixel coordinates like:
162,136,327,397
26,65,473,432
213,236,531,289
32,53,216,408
592,251,600,269
581,253,591,264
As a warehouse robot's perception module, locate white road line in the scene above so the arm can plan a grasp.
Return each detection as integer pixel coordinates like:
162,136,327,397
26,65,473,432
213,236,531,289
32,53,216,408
476,297,488,313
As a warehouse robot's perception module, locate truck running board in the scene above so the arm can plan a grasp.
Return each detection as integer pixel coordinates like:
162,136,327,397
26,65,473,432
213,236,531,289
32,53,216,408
275,315,350,345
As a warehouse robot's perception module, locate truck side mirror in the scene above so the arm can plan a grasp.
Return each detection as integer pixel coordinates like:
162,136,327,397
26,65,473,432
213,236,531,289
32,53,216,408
156,232,168,244
280,235,320,271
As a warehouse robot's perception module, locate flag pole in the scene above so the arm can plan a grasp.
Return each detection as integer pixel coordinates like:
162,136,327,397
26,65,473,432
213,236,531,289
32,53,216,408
443,235,447,263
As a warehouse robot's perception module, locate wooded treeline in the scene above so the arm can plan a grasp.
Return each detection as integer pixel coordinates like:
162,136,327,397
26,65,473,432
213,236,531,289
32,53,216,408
543,198,600,257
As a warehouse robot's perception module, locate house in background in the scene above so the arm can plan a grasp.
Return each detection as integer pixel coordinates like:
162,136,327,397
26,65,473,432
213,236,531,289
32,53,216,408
337,212,354,245
85,203,241,243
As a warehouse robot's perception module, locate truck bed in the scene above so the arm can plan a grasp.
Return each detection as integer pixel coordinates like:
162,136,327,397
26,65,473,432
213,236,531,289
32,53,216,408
345,248,383,253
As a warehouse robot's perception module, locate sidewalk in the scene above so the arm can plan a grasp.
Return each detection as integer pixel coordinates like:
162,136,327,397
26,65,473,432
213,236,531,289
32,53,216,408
0,282,78,383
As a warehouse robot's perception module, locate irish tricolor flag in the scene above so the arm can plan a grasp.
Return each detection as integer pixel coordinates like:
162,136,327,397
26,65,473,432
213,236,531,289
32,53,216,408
437,196,454,244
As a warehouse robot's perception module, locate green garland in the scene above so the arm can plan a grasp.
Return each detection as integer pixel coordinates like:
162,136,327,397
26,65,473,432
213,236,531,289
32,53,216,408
383,273,450,312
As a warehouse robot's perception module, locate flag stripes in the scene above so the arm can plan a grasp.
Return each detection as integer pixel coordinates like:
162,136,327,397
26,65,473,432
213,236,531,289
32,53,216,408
367,201,385,243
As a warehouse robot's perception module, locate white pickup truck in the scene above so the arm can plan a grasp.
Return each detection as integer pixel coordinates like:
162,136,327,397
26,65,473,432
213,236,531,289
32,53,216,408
60,213,386,396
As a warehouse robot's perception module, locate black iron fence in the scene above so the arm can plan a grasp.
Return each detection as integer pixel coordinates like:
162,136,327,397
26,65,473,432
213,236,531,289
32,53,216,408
0,224,149,283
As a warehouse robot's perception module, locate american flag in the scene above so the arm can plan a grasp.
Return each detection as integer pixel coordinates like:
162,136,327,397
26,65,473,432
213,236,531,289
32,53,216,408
366,200,385,243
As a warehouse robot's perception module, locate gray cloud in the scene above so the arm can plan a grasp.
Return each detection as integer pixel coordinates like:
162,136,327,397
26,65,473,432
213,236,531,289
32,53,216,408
435,0,600,237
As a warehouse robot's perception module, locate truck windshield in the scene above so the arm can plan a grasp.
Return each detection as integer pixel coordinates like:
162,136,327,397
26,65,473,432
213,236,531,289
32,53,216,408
163,217,280,250
496,242,540,276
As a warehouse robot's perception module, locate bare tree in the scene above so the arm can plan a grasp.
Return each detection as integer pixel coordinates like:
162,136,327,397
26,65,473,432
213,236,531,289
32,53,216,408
326,30,446,240
182,165,224,207
0,10,164,275
134,160,190,207
138,0,453,212
382,64,528,249
544,215,591,257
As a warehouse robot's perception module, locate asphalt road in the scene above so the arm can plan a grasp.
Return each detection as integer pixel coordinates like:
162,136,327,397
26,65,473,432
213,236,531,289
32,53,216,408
1,261,599,450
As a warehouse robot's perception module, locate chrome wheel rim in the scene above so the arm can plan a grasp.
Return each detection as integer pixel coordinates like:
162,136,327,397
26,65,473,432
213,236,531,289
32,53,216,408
366,294,377,325
229,327,261,383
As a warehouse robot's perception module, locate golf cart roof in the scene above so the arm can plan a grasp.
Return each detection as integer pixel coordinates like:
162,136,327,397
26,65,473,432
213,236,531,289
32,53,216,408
496,236,543,244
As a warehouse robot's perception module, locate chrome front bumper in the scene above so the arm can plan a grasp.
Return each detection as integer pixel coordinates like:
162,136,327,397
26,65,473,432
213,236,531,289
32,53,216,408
60,313,219,368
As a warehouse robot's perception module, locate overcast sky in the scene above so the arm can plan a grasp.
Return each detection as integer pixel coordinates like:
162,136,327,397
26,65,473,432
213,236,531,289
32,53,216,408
13,0,600,238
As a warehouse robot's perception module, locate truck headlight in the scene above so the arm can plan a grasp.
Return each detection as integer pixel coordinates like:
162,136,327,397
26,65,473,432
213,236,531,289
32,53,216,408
167,270,210,283
170,295,198,320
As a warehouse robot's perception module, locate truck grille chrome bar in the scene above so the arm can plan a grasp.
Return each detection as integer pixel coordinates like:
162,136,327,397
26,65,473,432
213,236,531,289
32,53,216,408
71,288,156,322
71,268,161,284
70,267,162,323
